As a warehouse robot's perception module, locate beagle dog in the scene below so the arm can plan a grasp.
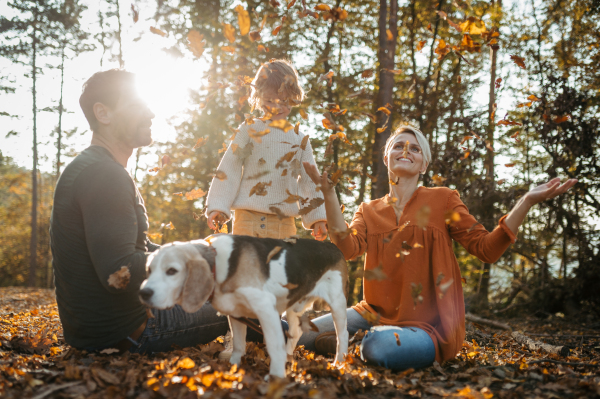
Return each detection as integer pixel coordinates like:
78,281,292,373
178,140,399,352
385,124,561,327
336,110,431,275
139,235,348,378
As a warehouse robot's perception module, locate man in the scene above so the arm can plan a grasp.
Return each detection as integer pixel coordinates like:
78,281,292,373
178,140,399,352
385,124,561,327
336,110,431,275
50,69,233,353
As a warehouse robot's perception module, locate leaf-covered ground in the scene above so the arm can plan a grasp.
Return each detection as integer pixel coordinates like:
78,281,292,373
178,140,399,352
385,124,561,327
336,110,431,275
1,287,599,398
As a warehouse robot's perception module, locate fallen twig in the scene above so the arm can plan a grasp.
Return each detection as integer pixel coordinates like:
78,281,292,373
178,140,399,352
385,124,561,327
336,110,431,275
525,333,600,339
466,312,512,331
527,359,600,367
511,332,570,357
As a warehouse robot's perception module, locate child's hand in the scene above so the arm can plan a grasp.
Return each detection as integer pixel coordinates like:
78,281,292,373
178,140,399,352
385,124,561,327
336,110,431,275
303,162,335,195
311,221,328,241
207,211,227,230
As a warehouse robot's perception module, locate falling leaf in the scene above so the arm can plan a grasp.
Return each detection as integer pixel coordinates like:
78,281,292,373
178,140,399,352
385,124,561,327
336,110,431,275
107,265,131,289
436,272,445,286
249,31,261,42
272,25,282,36
266,246,283,263
283,235,299,244
359,310,381,325
411,282,424,308
377,106,391,115
413,243,423,248
553,115,570,123
459,16,487,35
281,282,298,289
298,198,325,215
497,119,523,126
299,314,320,333
269,119,294,132
281,189,305,204
431,174,447,186
131,4,139,23
187,30,206,57
211,170,227,181
435,39,450,59
505,162,516,167
444,210,461,225
184,188,206,201
382,68,403,74
223,23,235,43
416,205,431,229
438,278,454,298
269,206,288,220
248,128,271,143
394,332,401,346
258,158,266,166
192,212,201,220
416,40,426,51
221,46,236,54
173,192,183,197
234,5,250,36
457,75,462,83
364,264,388,281
249,181,272,197
510,54,527,69
150,26,167,37
361,68,374,78
497,179,506,185
495,77,502,89
163,221,175,230
436,11,462,32
314,4,331,11
386,29,393,40
287,0,297,8
299,108,308,120
275,151,297,168
257,44,268,52
233,142,254,163
527,94,540,102
147,232,162,241
317,70,335,86
193,137,208,150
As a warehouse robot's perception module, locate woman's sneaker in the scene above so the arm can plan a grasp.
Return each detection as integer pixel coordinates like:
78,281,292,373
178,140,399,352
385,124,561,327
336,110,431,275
218,331,233,361
314,331,338,356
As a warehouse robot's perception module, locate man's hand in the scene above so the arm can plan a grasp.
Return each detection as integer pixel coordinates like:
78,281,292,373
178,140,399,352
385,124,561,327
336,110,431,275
207,211,228,230
311,221,328,241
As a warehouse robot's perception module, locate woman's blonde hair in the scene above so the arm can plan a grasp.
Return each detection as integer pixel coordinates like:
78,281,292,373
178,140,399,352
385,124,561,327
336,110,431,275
248,59,305,112
384,125,432,173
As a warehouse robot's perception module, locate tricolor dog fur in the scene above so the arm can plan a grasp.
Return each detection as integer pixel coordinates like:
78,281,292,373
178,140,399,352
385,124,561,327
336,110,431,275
139,235,349,378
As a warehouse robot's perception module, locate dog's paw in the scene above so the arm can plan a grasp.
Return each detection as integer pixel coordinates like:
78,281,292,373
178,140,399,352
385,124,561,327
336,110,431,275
230,352,243,365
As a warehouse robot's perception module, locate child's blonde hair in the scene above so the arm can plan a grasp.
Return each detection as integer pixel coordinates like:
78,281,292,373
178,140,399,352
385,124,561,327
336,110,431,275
249,59,305,112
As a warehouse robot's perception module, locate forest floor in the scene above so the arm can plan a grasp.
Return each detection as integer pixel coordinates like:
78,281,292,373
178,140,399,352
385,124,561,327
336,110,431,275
0,287,599,399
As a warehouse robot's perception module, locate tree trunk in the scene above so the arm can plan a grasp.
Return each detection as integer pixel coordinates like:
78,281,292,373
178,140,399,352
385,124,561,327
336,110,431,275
28,14,39,287
372,0,399,199
56,43,65,181
115,0,124,68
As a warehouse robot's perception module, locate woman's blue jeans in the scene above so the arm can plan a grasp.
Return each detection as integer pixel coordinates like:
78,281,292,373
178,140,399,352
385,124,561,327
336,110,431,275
296,308,436,371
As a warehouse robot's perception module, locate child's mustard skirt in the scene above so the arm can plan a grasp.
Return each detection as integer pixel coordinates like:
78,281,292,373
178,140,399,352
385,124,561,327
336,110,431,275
232,209,296,239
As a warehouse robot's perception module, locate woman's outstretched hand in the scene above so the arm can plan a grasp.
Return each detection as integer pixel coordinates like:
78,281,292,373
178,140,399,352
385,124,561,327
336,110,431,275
524,177,578,206
504,177,577,235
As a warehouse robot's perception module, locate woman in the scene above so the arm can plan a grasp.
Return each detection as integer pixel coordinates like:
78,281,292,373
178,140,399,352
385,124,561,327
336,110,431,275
300,125,576,371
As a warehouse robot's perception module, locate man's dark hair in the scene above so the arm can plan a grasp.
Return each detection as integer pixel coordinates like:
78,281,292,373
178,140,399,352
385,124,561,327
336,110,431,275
79,69,136,132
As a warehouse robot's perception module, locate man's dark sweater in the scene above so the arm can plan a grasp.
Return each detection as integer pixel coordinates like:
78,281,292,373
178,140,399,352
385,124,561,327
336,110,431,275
50,146,158,349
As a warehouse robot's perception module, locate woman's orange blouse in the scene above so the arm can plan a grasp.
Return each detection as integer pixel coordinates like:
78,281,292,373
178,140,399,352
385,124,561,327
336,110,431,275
337,187,516,363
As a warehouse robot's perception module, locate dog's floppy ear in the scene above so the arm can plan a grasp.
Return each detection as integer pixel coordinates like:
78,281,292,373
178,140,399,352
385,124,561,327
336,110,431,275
180,258,215,313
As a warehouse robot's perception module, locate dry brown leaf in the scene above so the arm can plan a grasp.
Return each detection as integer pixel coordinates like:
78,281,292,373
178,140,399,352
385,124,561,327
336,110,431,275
184,188,206,201
275,151,297,168
249,181,272,197
299,314,320,333
223,23,235,43
364,264,388,281
187,30,206,58
249,128,271,143
300,134,309,150
212,170,227,181
411,282,424,308
330,226,357,241
269,119,294,132
438,278,454,298
193,137,208,150
150,26,167,37
272,25,282,36
510,54,527,69
269,206,288,220
107,266,131,290
431,174,447,186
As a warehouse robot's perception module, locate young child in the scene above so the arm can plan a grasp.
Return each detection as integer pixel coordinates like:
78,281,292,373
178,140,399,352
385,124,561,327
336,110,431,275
205,59,327,241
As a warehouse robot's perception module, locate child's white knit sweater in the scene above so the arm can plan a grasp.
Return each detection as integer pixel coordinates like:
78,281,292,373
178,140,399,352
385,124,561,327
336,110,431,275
205,119,327,229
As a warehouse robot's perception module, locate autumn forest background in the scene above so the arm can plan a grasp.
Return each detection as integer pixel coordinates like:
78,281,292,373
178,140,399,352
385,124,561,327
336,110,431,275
1,0,599,318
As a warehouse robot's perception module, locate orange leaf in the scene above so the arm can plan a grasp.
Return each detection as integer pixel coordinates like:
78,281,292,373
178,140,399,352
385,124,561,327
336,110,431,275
314,4,331,11
300,135,309,150
416,40,426,52
272,25,282,36
221,46,235,54
184,188,207,201
234,5,250,36
553,115,570,123
510,54,527,69
249,31,261,42
187,30,206,58
377,106,391,115
193,137,208,150
386,29,393,41
223,23,235,43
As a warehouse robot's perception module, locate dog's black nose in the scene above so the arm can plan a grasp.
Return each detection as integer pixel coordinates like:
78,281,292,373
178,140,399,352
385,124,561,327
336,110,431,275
139,287,154,301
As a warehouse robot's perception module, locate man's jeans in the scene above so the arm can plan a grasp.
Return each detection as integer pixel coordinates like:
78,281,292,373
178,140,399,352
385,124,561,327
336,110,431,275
129,303,262,354
296,308,436,371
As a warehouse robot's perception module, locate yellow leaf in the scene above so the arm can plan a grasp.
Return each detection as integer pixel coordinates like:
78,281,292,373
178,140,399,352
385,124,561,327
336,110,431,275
269,119,294,132
314,4,331,11
177,357,195,369
234,5,250,36
386,29,393,41
377,106,391,115
248,128,271,143
299,108,308,120
184,188,206,201
223,23,235,43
